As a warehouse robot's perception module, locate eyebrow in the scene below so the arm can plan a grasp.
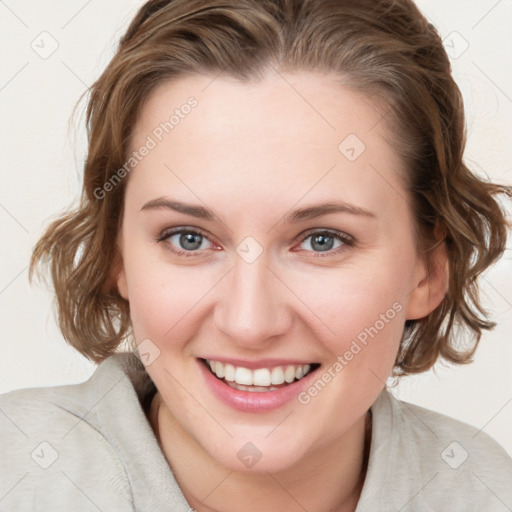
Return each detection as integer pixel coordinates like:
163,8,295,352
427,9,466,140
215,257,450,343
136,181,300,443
140,197,375,223
141,197,218,221
282,201,375,223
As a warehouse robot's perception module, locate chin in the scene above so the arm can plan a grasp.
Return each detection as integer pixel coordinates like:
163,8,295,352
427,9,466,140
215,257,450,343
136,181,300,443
198,430,312,474
218,449,304,475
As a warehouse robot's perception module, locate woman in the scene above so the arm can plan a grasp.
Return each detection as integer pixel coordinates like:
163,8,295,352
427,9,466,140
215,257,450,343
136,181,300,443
1,0,511,510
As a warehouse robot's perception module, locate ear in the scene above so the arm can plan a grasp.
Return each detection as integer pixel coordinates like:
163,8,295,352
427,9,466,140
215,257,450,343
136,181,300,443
405,240,448,320
104,234,129,300
116,265,129,300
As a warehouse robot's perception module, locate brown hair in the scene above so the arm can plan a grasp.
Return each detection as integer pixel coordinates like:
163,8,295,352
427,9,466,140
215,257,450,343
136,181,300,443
30,0,510,375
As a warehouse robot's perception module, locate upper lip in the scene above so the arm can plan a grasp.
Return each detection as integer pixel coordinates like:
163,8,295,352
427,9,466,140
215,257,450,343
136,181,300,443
199,357,318,370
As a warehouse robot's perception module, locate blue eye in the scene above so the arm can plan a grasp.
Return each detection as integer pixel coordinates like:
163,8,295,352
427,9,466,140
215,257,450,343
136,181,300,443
298,230,353,255
157,227,354,258
158,228,214,257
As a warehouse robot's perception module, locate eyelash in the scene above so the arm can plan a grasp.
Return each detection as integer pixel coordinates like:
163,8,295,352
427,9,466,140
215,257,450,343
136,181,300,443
293,228,355,257
157,227,219,259
156,227,355,259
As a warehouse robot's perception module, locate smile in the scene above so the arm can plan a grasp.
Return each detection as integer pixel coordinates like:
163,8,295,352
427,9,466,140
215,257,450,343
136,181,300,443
199,358,320,411
205,359,318,391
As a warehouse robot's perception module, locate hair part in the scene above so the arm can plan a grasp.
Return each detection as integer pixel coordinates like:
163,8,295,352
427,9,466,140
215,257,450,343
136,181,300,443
30,0,510,374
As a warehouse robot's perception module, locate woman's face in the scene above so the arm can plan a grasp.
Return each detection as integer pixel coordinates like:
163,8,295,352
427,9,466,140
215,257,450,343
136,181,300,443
116,71,443,472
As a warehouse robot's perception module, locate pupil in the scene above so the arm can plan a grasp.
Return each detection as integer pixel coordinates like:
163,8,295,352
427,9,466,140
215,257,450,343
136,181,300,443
312,234,333,252
181,233,202,250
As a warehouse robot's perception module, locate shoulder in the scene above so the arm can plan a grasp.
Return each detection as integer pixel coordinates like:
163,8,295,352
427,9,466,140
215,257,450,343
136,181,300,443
392,391,511,459
358,388,512,512
0,354,142,511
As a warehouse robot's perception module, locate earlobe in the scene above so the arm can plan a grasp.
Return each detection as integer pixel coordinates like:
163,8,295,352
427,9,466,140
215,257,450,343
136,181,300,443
101,247,129,299
117,268,129,300
111,235,129,300
405,242,448,320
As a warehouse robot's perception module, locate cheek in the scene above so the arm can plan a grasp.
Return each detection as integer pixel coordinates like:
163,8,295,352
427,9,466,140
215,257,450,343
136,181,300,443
286,253,413,365
123,250,220,345
290,266,409,419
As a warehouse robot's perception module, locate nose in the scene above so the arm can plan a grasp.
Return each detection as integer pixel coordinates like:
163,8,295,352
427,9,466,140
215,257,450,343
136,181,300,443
213,253,292,349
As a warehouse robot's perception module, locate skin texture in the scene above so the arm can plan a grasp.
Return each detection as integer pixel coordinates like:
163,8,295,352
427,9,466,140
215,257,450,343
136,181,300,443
115,70,447,511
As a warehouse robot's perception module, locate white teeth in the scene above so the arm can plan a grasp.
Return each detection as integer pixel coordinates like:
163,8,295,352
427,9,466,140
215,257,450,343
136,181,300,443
271,366,285,385
253,368,271,386
214,361,225,378
235,367,253,385
296,364,310,380
224,363,236,382
227,382,279,392
206,360,315,388
284,365,296,383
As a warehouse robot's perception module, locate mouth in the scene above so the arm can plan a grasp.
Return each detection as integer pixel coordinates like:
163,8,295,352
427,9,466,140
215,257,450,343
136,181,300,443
200,358,321,393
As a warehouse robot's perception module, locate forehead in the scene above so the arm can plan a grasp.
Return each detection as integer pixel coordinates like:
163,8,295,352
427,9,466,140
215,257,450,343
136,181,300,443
127,71,408,222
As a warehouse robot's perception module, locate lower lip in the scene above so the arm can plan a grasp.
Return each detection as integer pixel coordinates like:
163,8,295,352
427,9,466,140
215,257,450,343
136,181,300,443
198,360,318,413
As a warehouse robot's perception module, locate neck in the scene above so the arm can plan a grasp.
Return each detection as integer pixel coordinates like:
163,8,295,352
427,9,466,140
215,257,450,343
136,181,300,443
149,393,372,512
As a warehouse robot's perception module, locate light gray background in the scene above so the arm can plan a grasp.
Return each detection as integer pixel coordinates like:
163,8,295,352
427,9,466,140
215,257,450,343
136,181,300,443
1,0,511,456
